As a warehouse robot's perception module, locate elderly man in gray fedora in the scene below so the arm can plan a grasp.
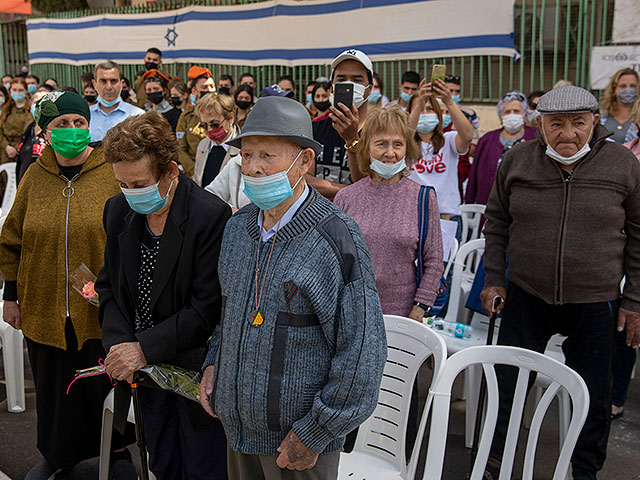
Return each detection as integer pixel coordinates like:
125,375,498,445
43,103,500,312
199,96,387,479
478,85,640,479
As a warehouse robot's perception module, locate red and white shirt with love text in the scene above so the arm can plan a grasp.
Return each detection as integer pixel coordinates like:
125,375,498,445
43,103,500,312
409,131,466,215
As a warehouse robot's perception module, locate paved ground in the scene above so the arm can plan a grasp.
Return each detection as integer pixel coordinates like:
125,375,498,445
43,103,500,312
0,345,638,479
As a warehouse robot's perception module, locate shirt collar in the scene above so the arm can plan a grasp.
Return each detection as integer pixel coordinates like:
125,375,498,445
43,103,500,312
257,183,309,242
92,101,126,116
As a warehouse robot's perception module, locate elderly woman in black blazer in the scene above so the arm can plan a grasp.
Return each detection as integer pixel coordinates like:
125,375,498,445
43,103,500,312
96,111,231,479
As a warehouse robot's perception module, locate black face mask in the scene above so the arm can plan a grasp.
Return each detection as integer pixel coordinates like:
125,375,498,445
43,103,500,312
121,89,130,101
84,95,96,104
145,61,159,71
147,91,164,105
235,100,252,110
218,86,231,96
200,91,211,99
314,100,331,112
170,96,183,107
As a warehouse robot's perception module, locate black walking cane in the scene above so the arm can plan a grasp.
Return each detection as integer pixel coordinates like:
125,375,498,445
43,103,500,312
470,296,503,469
131,374,151,480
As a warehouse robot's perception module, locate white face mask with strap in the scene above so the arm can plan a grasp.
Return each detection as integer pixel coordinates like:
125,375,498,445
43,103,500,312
541,115,594,166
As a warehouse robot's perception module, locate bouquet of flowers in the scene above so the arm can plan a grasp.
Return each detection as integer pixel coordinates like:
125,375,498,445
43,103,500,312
139,364,202,403
70,263,99,307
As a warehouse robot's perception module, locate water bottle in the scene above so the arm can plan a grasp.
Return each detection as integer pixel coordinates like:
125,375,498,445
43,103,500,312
444,320,473,339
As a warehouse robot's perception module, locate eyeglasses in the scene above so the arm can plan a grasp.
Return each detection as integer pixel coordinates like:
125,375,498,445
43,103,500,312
201,121,224,130
445,75,461,83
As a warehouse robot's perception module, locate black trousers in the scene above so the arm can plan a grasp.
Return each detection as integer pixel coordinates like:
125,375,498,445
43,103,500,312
489,283,617,480
611,328,637,407
138,387,228,479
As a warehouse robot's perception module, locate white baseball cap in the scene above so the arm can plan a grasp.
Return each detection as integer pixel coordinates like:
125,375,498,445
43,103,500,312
330,49,374,82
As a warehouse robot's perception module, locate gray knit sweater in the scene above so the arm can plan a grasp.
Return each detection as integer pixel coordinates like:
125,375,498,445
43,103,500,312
203,188,387,455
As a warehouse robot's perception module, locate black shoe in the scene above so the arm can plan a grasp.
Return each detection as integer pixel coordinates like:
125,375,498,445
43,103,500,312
110,448,138,480
24,460,63,480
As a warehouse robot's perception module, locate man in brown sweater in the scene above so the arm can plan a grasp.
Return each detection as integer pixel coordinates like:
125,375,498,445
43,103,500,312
480,85,640,480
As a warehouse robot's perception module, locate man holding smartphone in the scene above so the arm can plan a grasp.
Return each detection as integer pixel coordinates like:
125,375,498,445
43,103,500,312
309,49,373,200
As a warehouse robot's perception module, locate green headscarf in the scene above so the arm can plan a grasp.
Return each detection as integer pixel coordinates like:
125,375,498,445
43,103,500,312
34,90,91,130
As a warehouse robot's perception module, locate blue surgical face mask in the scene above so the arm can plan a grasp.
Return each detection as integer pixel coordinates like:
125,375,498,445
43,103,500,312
97,95,121,108
306,93,312,105
11,92,25,103
400,91,413,103
27,84,37,95
190,93,197,105
442,114,452,129
121,178,175,215
4,83,10,91
370,157,407,180
243,150,303,211
368,90,382,103
417,113,440,133
452,95,461,104
618,88,638,105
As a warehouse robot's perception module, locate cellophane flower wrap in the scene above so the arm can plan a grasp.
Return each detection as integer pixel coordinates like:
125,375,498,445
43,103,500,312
139,364,202,403
69,263,99,307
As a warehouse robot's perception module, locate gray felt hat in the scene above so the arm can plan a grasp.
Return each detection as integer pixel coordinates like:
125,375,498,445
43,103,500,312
228,96,323,156
536,85,599,114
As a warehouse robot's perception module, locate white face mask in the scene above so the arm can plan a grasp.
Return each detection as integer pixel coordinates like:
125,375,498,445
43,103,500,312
502,113,525,133
542,117,593,166
330,81,369,109
370,157,407,179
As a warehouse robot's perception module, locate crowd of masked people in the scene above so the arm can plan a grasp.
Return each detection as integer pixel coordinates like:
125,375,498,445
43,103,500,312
0,44,638,480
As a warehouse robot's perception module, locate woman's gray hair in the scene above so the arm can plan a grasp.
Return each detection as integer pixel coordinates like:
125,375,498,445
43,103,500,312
497,91,528,118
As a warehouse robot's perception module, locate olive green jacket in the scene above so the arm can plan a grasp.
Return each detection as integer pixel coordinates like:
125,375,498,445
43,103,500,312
0,106,33,163
176,106,205,177
0,146,120,349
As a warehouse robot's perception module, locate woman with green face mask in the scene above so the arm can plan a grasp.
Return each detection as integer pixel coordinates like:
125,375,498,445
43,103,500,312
0,90,136,479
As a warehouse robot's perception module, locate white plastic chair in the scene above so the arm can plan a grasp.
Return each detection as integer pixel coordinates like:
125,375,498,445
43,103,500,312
0,212,25,413
442,239,485,327
0,312,25,413
459,204,486,244
443,238,459,279
99,389,156,480
338,315,447,480
422,346,589,480
0,163,17,214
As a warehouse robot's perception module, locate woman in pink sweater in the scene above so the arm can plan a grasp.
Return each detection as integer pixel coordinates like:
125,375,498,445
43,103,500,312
335,107,443,322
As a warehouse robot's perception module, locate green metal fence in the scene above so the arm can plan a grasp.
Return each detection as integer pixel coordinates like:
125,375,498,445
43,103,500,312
4,0,621,104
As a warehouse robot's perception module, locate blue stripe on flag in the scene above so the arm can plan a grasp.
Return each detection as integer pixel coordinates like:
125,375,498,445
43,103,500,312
26,0,430,30
28,35,515,62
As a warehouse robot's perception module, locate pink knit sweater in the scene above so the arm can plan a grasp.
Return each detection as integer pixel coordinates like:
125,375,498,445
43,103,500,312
334,176,444,316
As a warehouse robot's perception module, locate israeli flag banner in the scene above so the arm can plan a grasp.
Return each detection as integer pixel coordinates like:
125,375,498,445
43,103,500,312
27,0,518,66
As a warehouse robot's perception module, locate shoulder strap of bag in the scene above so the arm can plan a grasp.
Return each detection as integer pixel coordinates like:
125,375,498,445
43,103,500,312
417,185,432,288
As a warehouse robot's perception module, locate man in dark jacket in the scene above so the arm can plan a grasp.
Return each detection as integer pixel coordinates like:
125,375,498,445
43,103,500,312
480,85,640,479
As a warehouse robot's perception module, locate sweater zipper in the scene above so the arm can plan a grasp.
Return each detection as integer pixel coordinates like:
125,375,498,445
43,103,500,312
61,173,80,317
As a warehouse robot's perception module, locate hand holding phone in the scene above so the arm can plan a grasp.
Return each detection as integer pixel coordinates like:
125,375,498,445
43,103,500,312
431,64,446,92
333,82,354,113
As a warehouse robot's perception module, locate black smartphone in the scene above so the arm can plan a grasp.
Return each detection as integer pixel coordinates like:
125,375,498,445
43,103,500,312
333,82,353,112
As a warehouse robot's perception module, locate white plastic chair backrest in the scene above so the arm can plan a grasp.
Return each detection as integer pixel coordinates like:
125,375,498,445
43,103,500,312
0,163,17,214
353,314,447,479
443,239,485,324
459,204,486,244
443,238,459,279
422,346,589,480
